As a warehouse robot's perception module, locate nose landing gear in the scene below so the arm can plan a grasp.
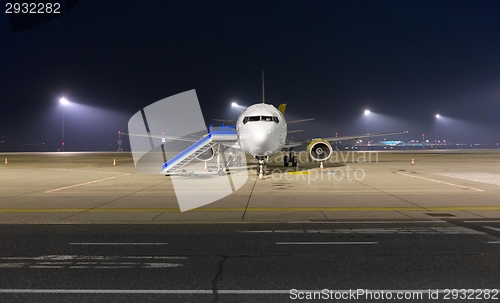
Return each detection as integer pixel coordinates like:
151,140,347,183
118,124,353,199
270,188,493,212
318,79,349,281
283,151,297,167
255,156,268,179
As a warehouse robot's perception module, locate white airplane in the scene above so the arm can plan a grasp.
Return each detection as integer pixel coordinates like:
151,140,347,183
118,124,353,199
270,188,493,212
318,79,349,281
231,101,406,175
203,72,407,177
125,73,407,178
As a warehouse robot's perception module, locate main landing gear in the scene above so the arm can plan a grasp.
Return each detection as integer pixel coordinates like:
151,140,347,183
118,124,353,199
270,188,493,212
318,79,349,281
283,151,297,167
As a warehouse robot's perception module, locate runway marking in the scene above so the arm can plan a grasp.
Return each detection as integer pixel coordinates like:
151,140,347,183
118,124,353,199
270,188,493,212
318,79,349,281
51,168,127,175
0,289,498,294
308,220,445,224
487,241,500,244
464,220,500,223
434,172,500,186
120,256,186,259
276,242,378,245
288,171,311,175
0,255,184,269
1,206,499,213
483,226,500,232
69,243,168,245
244,227,484,234
45,173,131,193
395,172,484,192
0,255,186,260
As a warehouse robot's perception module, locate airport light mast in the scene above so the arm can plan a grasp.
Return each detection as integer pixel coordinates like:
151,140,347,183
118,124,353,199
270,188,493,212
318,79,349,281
363,109,371,134
117,130,123,152
435,113,440,145
59,98,69,151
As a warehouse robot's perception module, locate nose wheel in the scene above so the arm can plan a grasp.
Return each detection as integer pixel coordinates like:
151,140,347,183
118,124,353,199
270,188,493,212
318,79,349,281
255,157,267,179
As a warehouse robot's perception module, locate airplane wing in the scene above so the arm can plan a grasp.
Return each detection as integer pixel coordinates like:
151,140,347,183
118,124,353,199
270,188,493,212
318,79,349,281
213,119,236,123
287,118,314,124
322,130,408,142
282,130,408,149
121,132,199,142
283,141,307,148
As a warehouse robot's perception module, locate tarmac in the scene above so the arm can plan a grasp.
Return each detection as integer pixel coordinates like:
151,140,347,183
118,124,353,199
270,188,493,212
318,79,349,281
0,149,499,223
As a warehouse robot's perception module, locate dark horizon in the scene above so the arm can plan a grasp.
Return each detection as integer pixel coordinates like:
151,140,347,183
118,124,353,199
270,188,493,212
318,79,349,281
1,0,499,151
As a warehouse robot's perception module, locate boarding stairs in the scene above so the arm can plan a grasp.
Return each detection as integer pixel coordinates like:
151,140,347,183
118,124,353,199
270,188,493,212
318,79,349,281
160,126,237,175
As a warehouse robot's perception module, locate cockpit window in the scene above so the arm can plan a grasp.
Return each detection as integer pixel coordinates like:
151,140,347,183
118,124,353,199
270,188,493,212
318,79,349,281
242,116,279,124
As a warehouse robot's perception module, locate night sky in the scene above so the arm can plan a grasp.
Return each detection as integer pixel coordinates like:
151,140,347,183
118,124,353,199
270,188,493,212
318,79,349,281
1,0,499,151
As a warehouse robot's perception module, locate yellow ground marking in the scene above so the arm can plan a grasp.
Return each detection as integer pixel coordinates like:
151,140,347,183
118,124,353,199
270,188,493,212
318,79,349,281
395,172,484,192
1,206,500,213
288,171,311,175
45,174,131,193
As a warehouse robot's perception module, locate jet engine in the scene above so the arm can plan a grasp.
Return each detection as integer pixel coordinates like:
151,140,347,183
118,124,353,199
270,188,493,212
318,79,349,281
196,146,215,161
307,140,333,162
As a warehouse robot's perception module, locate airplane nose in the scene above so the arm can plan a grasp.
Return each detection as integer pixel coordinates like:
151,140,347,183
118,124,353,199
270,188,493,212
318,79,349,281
251,130,267,145
242,124,277,155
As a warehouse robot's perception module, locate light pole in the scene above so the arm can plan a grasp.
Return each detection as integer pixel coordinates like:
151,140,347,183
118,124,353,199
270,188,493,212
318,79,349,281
364,109,370,134
60,98,69,151
231,102,238,122
435,113,440,145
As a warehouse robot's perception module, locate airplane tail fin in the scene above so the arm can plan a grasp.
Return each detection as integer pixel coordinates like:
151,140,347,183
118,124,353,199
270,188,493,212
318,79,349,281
277,103,287,115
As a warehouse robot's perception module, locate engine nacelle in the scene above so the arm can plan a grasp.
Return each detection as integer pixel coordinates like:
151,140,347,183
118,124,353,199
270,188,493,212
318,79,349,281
307,139,333,162
196,146,215,161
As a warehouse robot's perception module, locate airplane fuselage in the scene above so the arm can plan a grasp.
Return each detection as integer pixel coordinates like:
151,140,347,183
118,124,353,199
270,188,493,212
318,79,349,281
235,104,287,158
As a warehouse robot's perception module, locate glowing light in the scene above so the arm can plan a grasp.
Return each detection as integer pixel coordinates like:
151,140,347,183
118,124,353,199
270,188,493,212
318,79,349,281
364,109,370,115
59,98,69,105
435,114,440,118
231,102,238,107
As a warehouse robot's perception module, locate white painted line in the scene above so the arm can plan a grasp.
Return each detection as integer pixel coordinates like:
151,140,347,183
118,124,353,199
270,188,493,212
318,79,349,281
0,263,25,268
144,263,183,268
395,172,484,192
0,255,185,260
487,241,500,244
69,242,168,245
276,242,378,245
121,256,186,259
1,289,480,294
464,220,500,223
0,255,186,270
51,168,127,175
100,262,140,265
483,226,500,232
245,227,482,235
94,266,133,269
309,220,446,224
434,172,500,186
0,289,214,294
45,173,131,193
0,259,183,269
